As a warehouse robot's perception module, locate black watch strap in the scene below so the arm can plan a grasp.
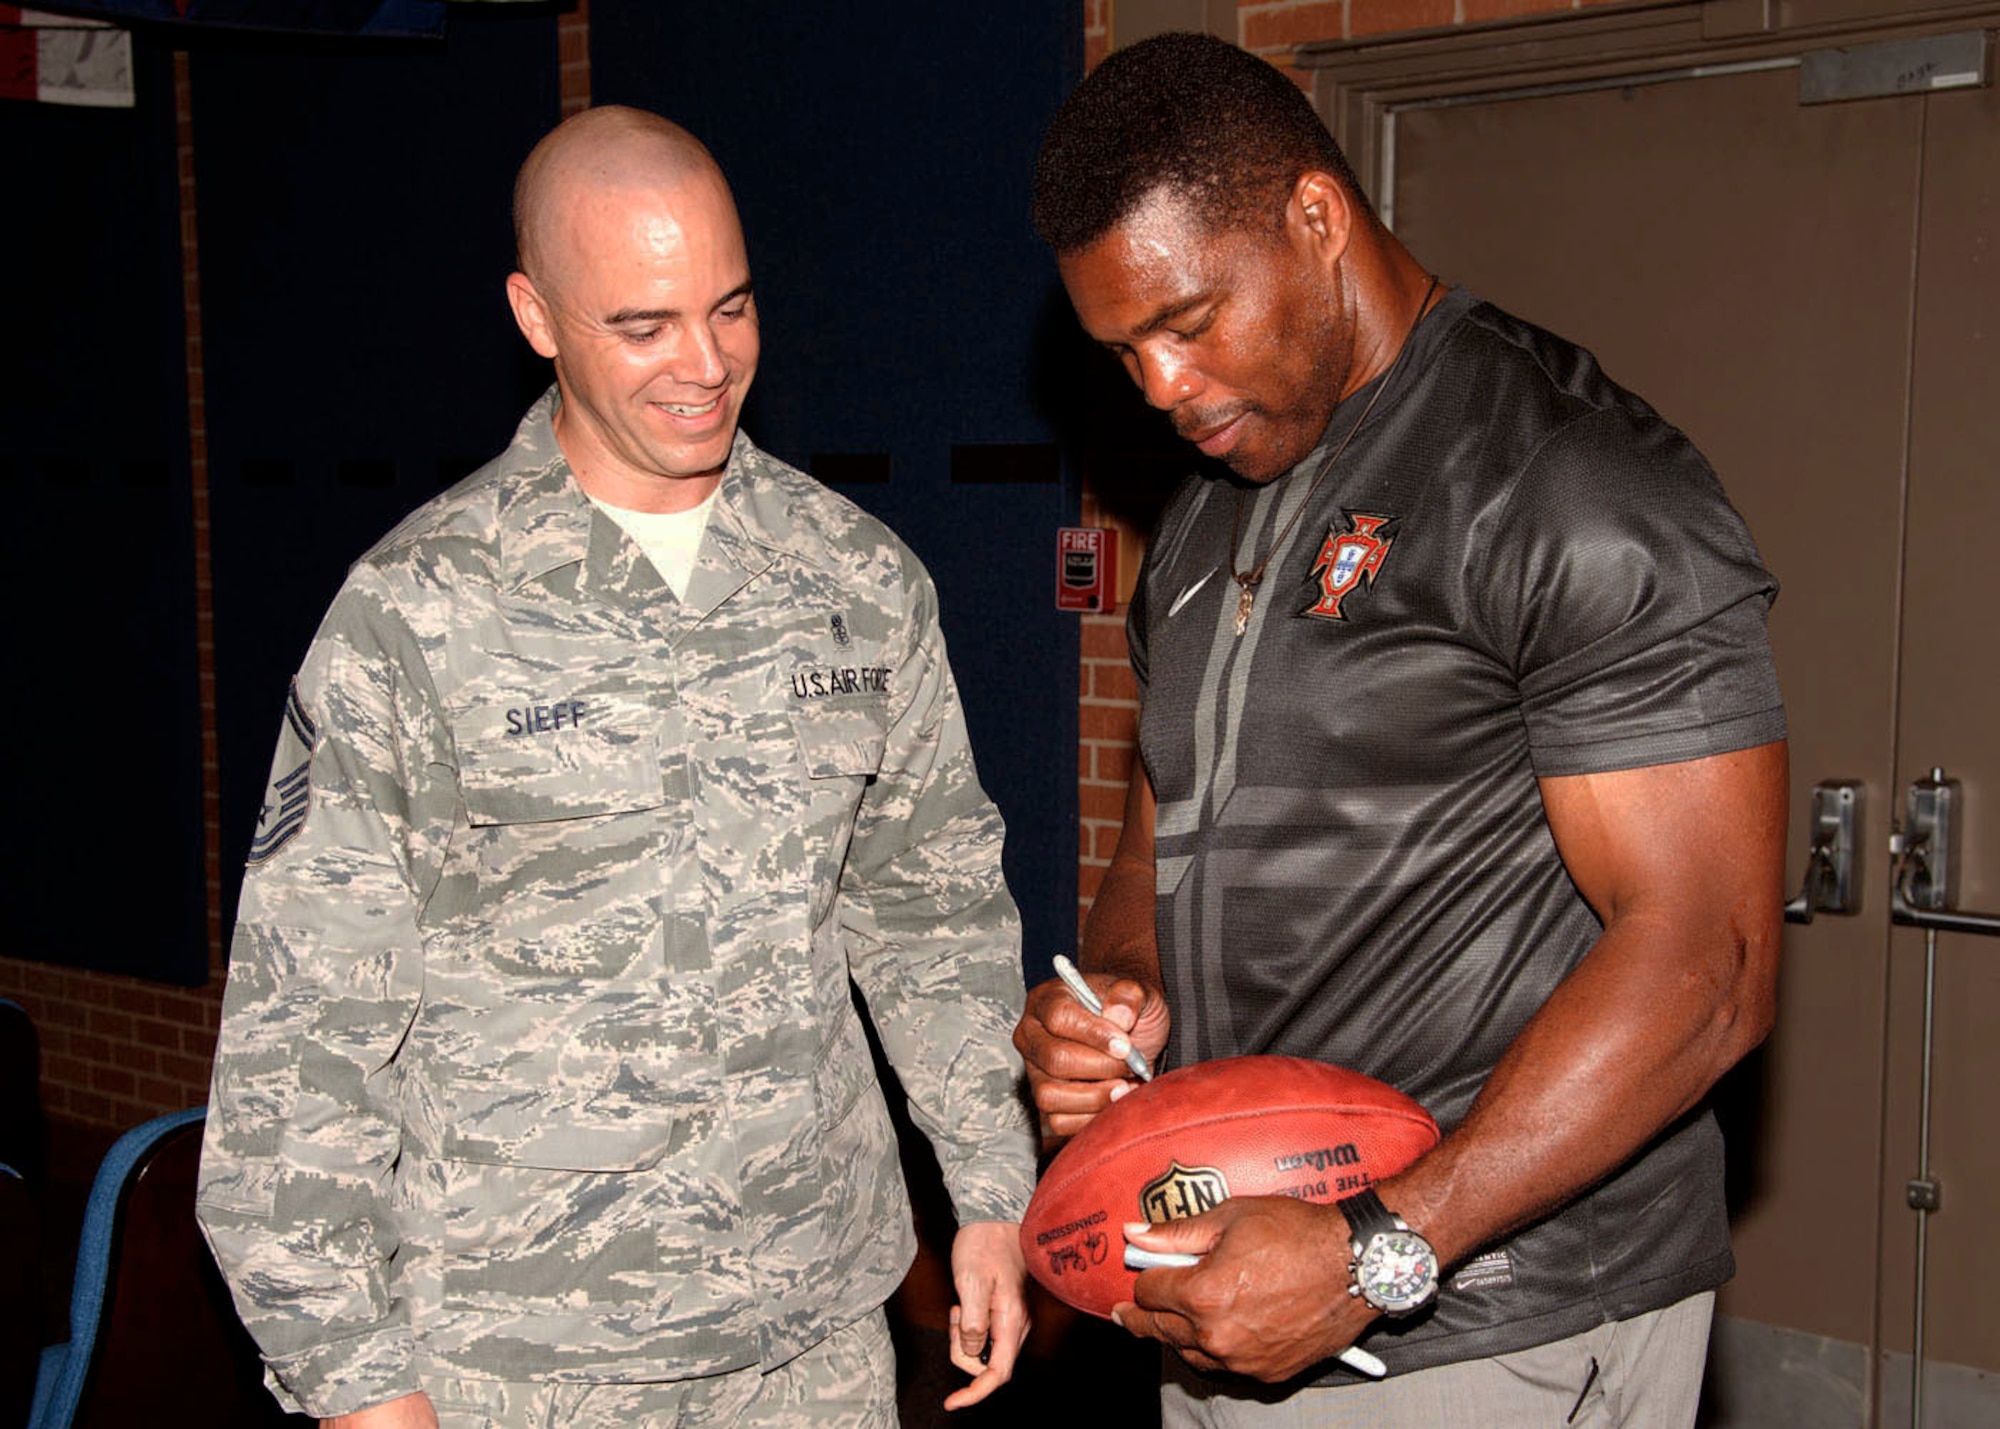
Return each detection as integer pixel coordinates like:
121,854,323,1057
1337,1186,1398,1249
1338,1185,1439,1317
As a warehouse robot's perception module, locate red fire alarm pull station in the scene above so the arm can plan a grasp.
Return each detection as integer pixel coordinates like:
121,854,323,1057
1056,527,1117,612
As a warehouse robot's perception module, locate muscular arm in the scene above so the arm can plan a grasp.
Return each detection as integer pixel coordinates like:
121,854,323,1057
1015,763,1173,1142
1390,741,1785,1264
1121,740,1787,1378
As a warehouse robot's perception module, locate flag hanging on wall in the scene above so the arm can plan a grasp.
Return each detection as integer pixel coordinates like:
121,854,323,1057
0,8,132,107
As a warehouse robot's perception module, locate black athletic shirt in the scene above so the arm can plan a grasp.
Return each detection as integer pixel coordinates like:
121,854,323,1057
1126,290,1786,1376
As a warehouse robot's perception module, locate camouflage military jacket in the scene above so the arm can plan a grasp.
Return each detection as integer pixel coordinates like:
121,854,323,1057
196,392,1034,1418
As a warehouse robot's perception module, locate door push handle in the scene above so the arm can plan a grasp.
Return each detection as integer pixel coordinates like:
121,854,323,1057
1784,781,1863,924
1890,767,2000,937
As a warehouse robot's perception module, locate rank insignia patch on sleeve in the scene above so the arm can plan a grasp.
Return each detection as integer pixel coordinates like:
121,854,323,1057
247,680,318,864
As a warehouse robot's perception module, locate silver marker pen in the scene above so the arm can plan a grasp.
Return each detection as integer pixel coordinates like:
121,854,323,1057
1052,954,1153,1082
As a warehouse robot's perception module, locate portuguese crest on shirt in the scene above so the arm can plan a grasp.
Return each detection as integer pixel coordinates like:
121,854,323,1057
1303,511,1397,622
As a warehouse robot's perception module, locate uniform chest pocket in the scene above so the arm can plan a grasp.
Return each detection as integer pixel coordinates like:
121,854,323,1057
455,719,664,825
790,700,890,781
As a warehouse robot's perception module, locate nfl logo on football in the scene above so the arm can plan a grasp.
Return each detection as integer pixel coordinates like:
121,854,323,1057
1140,1161,1231,1222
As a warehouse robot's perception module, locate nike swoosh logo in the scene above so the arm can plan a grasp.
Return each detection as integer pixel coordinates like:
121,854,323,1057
1168,569,1216,618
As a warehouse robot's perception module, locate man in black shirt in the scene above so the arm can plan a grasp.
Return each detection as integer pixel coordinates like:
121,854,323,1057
1014,32,1786,1427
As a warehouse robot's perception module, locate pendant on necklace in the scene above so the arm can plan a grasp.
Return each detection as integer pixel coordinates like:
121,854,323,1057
1233,583,1256,637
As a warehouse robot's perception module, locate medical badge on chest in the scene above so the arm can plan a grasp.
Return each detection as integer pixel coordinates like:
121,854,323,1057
1303,512,1396,623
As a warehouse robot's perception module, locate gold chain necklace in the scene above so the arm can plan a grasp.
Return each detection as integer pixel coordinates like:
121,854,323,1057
1228,275,1439,637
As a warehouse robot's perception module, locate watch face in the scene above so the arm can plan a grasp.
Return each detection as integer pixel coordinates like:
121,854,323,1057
1355,1229,1438,1315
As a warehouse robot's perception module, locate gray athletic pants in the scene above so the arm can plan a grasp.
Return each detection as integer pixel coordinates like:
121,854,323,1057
1162,1292,1714,1429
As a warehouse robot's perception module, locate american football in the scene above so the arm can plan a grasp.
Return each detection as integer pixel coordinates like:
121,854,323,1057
1020,1055,1441,1319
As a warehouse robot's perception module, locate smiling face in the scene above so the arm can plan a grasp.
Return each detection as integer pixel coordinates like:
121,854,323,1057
507,164,758,512
1058,181,1356,484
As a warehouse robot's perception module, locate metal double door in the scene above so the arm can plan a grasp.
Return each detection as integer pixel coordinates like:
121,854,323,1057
1361,12,2000,1411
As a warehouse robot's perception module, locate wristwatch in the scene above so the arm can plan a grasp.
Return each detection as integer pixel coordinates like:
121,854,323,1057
1338,1187,1439,1316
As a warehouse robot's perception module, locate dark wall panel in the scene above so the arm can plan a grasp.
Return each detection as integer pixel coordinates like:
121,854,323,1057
592,2,1084,976
0,32,206,983
193,9,560,933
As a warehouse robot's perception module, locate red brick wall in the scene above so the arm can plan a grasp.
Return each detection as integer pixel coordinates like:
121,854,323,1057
1076,492,1140,937
1244,0,1616,58
0,961,224,1131
1071,0,1628,934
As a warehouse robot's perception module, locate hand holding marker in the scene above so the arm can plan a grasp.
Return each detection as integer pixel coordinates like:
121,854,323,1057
1048,955,1390,1380
1052,954,1153,1082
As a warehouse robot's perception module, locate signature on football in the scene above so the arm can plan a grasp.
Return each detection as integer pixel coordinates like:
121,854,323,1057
1044,1230,1111,1276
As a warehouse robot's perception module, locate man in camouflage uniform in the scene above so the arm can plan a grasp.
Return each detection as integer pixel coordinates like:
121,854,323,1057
197,106,1035,1429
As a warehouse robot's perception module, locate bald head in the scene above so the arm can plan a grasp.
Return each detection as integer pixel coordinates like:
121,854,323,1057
503,106,760,510
513,106,728,290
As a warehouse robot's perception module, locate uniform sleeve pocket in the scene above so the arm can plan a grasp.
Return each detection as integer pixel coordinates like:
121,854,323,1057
790,701,889,780
456,721,663,826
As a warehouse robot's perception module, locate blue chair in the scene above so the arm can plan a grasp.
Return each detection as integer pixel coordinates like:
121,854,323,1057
28,1108,305,1429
